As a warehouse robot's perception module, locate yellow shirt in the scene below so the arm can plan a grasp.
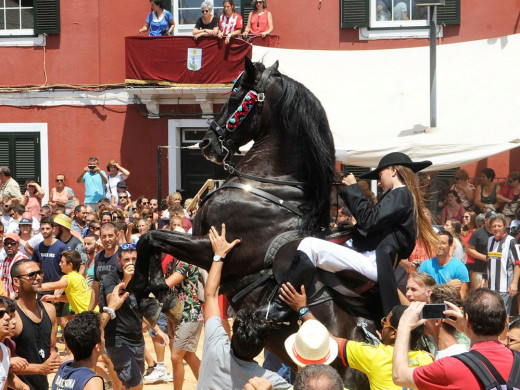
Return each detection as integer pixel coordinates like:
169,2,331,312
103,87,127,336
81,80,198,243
341,340,433,390
63,271,91,314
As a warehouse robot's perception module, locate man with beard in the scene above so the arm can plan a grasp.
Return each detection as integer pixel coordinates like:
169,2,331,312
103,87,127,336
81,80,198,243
71,205,88,237
10,260,61,390
53,214,86,263
90,223,119,310
83,233,99,286
0,233,28,299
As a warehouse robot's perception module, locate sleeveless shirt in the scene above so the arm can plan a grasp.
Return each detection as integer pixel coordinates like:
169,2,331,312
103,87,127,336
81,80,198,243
480,183,498,204
0,343,9,390
51,361,102,390
13,300,52,390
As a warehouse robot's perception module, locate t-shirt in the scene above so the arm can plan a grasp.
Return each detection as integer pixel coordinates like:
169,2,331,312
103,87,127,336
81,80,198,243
51,361,101,390
82,171,107,203
146,10,173,36
196,316,291,390
100,269,144,348
62,235,87,264
219,12,243,36
468,227,493,272
340,340,433,390
63,271,91,314
105,173,125,203
434,343,468,360
195,15,219,30
413,341,515,390
419,257,470,285
487,234,520,292
93,250,118,283
0,251,28,298
165,260,203,323
32,240,68,285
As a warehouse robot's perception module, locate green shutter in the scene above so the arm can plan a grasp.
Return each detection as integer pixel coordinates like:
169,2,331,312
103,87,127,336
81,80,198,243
341,0,369,28
34,0,60,34
0,138,10,167
241,1,254,24
14,136,40,184
437,0,460,25
163,0,172,13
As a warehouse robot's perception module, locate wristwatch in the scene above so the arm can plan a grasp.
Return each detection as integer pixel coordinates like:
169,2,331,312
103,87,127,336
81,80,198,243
299,306,310,320
213,255,224,262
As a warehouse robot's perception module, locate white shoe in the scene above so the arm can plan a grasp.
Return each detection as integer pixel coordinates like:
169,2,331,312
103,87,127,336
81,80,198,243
164,373,174,382
144,367,168,383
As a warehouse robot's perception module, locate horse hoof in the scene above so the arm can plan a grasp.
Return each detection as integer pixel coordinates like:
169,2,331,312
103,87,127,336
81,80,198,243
139,298,161,327
161,295,183,327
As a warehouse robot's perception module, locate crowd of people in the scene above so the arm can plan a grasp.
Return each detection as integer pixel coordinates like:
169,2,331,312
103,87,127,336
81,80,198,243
0,153,520,390
138,0,274,44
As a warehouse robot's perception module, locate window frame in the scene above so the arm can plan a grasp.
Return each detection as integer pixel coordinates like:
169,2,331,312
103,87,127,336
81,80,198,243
369,0,431,29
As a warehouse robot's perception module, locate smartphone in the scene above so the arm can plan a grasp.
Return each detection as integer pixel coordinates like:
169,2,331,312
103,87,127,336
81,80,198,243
420,304,447,320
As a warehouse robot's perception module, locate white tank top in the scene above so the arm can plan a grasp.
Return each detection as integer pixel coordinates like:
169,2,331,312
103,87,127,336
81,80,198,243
0,343,9,390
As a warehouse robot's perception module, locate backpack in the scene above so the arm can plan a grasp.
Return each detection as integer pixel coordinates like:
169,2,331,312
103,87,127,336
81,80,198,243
453,349,520,390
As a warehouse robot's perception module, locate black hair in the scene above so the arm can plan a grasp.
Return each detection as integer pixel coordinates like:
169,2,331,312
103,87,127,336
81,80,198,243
14,204,25,216
438,229,454,246
0,296,16,313
151,0,164,7
74,205,85,213
85,233,99,240
117,244,137,259
39,217,54,228
11,259,38,278
464,288,506,336
61,250,82,271
481,168,496,181
64,311,101,361
293,364,344,390
390,305,424,350
230,308,269,360
510,319,520,331
251,0,267,7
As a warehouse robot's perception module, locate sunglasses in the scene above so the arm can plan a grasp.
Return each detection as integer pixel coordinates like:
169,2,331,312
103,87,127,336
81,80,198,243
463,215,470,219
119,196,128,199
141,202,149,205
90,226,101,230
3,241,17,246
13,270,44,280
381,316,396,330
56,179,64,182
0,310,9,319
202,9,209,13
120,243,136,250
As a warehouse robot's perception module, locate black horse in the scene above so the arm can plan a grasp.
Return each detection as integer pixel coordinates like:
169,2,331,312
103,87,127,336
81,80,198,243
129,57,374,389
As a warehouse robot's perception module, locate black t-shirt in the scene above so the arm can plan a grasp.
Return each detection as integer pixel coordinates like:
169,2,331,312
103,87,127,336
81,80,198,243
100,269,144,348
468,227,493,272
195,15,219,30
94,250,118,283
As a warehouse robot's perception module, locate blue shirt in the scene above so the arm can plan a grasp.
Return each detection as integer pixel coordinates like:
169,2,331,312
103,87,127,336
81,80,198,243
52,361,101,390
82,171,107,203
146,10,173,36
419,256,470,284
32,240,68,284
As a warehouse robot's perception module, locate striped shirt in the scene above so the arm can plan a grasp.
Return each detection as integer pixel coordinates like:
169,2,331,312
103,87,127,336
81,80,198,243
219,12,243,36
487,234,520,292
0,251,28,298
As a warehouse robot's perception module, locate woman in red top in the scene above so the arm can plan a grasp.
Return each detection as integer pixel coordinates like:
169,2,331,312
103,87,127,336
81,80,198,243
461,210,477,269
243,0,273,38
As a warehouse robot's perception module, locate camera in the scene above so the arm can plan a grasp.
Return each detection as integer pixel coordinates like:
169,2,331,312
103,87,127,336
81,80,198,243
88,164,96,170
161,28,169,36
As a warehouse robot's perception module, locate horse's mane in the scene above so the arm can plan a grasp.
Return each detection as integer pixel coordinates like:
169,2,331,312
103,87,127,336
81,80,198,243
255,63,335,234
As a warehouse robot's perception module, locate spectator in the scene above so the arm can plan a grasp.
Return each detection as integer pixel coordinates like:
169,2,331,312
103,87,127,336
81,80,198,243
100,243,168,390
0,222,4,263
135,196,149,216
48,174,74,212
443,219,466,263
198,224,291,390
438,190,465,224
51,311,104,390
138,0,175,36
467,211,494,290
105,160,130,206
71,205,88,237
405,271,436,303
425,284,468,359
507,319,520,352
90,223,119,311
1,198,17,234
243,0,273,38
193,1,219,40
292,364,344,390
162,192,182,218
485,213,520,315
474,168,502,213
38,204,52,221
18,218,33,257
461,210,477,267
449,169,475,211
11,259,61,389
393,0,409,20
500,171,520,225
53,213,86,262
169,215,183,231
218,0,243,45
393,288,518,389
114,181,132,208
86,219,101,239
83,233,99,286
21,180,44,220
0,167,22,203
99,210,112,225
0,233,28,299
76,157,108,211
419,231,469,299
41,250,91,314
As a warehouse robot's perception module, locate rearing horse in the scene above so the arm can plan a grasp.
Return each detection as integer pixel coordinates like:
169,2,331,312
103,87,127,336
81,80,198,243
129,57,373,389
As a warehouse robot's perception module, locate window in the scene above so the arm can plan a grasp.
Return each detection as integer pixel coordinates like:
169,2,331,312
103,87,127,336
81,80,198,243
0,0,59,37
371,0,430,28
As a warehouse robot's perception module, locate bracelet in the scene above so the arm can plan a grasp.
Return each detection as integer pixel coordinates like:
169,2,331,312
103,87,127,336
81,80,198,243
103,306,116,320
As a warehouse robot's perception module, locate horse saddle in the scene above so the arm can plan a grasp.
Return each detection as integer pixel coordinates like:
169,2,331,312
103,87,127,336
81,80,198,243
266,229,378,318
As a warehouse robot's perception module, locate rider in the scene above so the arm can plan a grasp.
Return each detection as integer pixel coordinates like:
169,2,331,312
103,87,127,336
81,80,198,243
267,152,438,322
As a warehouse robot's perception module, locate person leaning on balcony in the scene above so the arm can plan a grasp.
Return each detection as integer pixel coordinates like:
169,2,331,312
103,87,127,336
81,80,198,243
193,1,219,40
138,0,175,36
243,0,273,39
218,0,243,45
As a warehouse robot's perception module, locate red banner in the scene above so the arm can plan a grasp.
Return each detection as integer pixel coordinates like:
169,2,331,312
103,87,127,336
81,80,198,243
125,36,262,85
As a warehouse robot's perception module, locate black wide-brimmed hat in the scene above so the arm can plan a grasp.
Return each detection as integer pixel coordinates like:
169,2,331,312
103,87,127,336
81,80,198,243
360,152,432,180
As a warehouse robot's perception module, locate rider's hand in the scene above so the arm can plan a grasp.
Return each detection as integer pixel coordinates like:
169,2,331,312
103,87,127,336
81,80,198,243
279,282,307,312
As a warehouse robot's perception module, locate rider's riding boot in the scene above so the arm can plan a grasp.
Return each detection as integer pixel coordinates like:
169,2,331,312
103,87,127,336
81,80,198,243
261,250,316,323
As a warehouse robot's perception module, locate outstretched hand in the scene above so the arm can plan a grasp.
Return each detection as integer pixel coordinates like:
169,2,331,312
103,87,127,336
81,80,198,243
209,223,241,258
279,282,307,312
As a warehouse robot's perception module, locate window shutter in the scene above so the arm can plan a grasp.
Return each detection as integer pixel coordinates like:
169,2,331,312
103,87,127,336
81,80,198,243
163,0,172,13
241,2,254,24
14,136,40,183
437,0,460,25
0,138,10,167
341,0,369,28
34,0,60,34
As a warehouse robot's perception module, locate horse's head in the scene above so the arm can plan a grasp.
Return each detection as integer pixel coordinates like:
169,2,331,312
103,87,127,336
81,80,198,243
200,57,279,165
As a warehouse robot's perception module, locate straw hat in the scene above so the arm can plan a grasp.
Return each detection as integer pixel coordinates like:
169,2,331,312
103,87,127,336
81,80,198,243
53,213,72,230
284,319,338,367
